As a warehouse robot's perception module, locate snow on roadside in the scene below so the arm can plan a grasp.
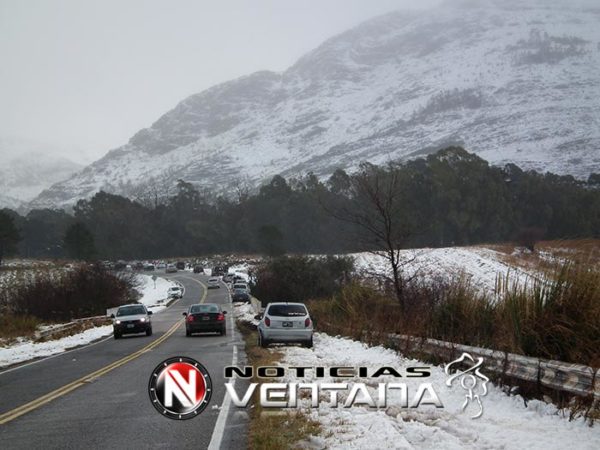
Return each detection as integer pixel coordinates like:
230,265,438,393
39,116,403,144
277,333,599,450
233,301,259,324
0,274,178,369
352,247,540,295
0,325,112,369
135,274,180,313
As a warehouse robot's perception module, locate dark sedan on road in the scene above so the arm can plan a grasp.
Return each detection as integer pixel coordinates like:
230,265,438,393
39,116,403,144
111,304,153,339
231,288,250,303
184,303,227,336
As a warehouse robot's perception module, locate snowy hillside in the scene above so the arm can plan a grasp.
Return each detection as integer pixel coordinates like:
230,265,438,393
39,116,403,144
0,137,81,209
34,0,600,207
352,246,539,296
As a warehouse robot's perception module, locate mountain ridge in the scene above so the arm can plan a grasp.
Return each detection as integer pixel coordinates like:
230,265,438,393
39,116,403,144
31,1,600,208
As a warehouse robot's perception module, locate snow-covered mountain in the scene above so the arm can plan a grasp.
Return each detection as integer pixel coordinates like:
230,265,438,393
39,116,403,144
0,137,81,210
33,0,600,208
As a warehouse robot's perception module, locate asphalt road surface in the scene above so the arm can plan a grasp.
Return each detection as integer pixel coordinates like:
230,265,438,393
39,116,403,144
0,273,249,450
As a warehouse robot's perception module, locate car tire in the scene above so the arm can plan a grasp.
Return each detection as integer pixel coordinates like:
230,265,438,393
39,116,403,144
146,327,152,336
114,332,121,339
186,329,191,337
220,327,227,336
304,337,313,348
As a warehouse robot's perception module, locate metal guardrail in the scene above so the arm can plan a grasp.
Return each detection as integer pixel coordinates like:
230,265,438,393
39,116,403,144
37,315,111,339
320,321,599,399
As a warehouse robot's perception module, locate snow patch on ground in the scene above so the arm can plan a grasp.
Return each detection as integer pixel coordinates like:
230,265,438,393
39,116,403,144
278,333,600,450
233,301,259,325
0,325,112,369
352,247,540,296
135,274,180,313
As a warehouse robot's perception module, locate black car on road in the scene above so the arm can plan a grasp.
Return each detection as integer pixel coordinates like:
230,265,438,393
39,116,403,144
184,303,227,336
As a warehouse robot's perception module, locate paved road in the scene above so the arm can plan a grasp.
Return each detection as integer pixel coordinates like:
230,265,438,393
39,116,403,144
0,273,249,449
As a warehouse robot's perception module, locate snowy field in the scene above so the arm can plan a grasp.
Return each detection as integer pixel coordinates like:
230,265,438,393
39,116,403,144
351,247,540,296
0,274,178,369
233,303,600,449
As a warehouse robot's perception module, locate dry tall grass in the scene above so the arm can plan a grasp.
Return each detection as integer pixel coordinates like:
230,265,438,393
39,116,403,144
309,261,600,367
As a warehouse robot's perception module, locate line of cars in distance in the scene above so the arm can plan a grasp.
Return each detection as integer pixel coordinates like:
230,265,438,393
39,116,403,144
102,259,207,273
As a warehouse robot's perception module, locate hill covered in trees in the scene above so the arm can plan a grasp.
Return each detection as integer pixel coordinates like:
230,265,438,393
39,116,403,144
2,148,599,261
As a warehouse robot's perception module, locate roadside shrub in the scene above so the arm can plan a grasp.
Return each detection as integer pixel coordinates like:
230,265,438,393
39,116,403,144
251,255,353,305
0,314,40,340
3,264,139,321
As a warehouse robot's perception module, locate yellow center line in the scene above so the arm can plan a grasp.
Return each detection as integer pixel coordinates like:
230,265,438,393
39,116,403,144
0,319,183,425
175,275,208,303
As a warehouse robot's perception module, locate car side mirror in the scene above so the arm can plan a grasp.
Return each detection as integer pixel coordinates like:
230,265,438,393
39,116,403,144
223,311,227,315
182,312,187,316
110,314,115,319
147,310,153,315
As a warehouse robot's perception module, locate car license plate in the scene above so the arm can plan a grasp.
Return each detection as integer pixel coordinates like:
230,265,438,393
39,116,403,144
202,317,210,321
127,324,134,328
282,321,293,327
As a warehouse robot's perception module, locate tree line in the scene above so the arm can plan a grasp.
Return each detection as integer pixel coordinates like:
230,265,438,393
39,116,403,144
1,147,599,263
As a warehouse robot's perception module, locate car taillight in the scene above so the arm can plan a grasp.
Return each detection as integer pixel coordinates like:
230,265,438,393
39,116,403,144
187,315,194,322
217,313,225,321
305,318,311,327
265,317,270,327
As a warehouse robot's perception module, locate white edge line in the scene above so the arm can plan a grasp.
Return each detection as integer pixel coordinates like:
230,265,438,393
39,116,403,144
208,302,237,450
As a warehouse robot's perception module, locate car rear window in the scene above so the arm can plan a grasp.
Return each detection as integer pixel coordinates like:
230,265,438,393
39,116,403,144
117,305,146,316
267,304,307,317
190,305,219,313
233,284,247,289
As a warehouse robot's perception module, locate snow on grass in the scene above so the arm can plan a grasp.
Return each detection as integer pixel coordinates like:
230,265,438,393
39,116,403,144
135,274,180,313
0,274,179,369
352,246,540,296
0,325,112,369
233,301,259,324
277,333,600,450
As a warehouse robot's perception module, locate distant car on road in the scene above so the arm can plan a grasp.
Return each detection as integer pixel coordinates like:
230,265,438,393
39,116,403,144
222,273,234,283
167,286,183,298
111,304,153,339
257,302,313,348
231,288,250,303
207,277,220,289
165,264,177,273
193,265,204,274
176,261,186,270
233,282,250,294
184,303,227,336
143,263,155,271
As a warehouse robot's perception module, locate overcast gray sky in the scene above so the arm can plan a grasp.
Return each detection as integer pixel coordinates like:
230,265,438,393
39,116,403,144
0,0,440,164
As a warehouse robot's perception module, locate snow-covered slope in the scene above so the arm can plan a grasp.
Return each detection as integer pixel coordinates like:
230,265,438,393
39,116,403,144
33,0,600,208
352,246,539,296
0,137,81,209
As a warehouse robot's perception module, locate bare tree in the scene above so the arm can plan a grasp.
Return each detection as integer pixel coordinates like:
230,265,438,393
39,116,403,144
327,162,414,314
